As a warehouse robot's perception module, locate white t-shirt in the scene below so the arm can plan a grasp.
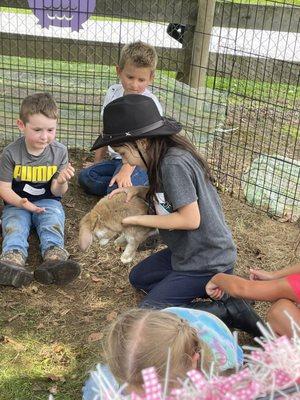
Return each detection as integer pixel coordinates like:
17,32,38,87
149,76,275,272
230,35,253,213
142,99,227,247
101,83,163,159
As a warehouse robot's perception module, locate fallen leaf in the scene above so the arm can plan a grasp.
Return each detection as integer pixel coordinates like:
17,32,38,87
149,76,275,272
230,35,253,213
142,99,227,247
106,311,117,322
31,285,39,293
91,276,102,283
49,385,58,395
65,203,75,208
47,374,61,382
53,344,64,353
88,332,103,342
2,336,25,351
7,313,25,323
56,289,75,301
60,308,71,316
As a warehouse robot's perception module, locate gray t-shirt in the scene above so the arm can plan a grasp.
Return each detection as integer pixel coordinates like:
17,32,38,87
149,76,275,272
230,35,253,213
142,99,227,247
155,147,236,273
0,137,68,202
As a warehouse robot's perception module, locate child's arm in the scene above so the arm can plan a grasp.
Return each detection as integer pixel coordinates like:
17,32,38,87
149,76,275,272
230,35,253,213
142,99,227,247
51,163,75,197
250,263,300,280
0,181,45,213
109,163,135,188
109,188,200,229
206,273,299,302
122,201,200,230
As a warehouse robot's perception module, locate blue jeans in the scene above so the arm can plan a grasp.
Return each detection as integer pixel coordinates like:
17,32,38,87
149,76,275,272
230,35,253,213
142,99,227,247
129,248,233,308
78,159,149,196
2,199,65,260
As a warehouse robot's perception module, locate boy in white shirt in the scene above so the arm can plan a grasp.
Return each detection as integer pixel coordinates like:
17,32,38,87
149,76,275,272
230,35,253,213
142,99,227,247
78,41,163,196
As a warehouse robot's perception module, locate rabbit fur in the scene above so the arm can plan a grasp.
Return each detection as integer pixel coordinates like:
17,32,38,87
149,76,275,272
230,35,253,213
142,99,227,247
79,192,153,264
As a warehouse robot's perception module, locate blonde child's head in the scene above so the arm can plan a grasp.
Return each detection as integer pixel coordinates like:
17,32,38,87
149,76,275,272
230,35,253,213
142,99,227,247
118,41,158,73
105,309,213,393
19,92,58,124
116,42,158,95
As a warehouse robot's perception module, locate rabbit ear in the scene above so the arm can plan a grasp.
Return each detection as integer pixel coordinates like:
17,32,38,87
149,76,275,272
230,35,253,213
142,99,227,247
79,212,94,251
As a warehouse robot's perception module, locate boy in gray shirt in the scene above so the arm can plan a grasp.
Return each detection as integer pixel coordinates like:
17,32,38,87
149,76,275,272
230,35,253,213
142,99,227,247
0,93,80,287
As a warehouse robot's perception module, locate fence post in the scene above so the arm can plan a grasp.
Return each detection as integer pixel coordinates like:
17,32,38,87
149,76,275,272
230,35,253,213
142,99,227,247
189,0,216,88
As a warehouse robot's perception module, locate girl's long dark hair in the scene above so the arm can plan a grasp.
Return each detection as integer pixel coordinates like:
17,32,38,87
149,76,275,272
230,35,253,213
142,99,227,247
114,133,212,210
135,133,213,209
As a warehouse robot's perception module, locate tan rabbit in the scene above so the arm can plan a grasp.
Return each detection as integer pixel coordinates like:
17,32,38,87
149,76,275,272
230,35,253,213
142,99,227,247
79,192,153,264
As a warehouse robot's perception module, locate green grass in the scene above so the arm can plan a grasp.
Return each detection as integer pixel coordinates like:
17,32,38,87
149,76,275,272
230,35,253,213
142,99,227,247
207,75,300,105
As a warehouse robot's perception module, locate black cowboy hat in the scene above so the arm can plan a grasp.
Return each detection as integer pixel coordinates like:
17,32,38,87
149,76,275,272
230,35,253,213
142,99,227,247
90,94,182,151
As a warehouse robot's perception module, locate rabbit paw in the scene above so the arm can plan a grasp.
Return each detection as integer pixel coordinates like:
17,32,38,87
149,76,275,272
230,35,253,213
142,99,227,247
99,238,110,246
120,253,134,264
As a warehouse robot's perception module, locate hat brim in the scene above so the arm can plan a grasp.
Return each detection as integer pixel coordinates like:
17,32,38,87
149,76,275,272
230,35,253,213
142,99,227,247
90,117,182,151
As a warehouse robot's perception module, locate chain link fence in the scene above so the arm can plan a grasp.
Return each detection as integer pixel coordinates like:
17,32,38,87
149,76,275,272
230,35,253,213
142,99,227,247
0,0,299,219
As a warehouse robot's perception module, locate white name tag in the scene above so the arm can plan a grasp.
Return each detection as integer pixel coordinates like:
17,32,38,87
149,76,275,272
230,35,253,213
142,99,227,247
154,192,173,215
23,184,46,196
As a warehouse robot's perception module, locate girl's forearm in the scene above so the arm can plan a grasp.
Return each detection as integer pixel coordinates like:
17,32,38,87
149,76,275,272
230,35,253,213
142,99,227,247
126,212,199,230
211,273,298,302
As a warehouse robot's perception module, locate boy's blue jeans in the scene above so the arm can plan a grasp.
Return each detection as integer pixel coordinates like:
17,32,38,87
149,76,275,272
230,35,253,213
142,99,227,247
2,199,65,260
78,159,148,196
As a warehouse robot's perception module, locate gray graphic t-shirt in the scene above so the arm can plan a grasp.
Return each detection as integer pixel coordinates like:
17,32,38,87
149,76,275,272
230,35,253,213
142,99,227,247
155,147,237,273
0,137,68,202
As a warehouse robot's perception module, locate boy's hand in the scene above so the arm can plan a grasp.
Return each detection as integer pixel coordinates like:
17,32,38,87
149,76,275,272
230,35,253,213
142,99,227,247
56,163,75,185
19,198,45,214
205,280,224,300
109,167,133,189
249,268,274,281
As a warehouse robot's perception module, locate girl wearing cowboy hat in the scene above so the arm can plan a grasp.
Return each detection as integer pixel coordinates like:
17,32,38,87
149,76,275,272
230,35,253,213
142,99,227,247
91,94,237,309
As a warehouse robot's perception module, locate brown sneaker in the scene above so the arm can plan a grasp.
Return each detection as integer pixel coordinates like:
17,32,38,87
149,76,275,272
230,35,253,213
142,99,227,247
43,246,69,262
35,246,80,286
0,250,33,288
34,259,81,286
0,250,26,267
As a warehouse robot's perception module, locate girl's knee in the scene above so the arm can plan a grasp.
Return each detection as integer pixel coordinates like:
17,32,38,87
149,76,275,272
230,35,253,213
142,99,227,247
128,264,148,289
267,299,293,319
267,299,299,337
78,168,89,188
129,266,141,287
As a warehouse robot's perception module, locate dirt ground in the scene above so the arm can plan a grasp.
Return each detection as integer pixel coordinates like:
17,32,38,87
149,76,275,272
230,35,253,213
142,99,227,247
0,154,299,399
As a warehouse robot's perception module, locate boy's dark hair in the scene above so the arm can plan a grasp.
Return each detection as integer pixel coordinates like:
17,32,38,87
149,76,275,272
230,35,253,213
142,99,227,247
119,41,158,73
19,92,58,124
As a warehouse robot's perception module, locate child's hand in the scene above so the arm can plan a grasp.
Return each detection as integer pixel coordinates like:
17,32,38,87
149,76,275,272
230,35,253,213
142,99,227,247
19,198,45,214
108,186,140,202
109,169,132,188
249,268,274,281
205,280,224,300
56,163,75,185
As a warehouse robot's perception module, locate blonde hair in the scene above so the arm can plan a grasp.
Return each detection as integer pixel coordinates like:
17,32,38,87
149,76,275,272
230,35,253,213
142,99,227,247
119,41,158,73
19,92,58,124
105,309,213,391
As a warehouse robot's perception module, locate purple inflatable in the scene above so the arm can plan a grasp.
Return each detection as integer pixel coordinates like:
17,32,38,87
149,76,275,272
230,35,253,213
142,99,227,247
27,0,96,32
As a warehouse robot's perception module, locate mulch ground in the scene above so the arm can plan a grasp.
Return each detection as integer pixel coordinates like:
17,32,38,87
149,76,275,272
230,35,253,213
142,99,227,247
0,153,299,398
